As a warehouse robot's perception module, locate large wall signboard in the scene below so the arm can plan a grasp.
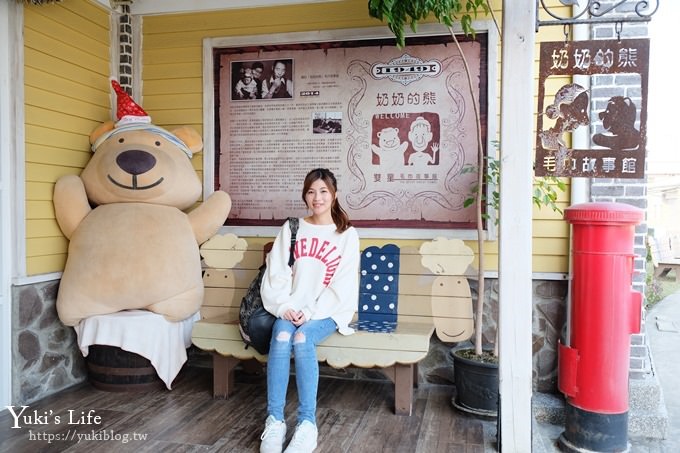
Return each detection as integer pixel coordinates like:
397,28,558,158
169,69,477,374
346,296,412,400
212,33,488,230
535,39,649,178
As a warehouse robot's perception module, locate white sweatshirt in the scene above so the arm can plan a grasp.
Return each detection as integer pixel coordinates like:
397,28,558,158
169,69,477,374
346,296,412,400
261,218,360,335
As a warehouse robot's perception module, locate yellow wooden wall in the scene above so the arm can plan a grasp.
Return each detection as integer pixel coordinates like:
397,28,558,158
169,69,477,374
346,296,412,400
531,3,573,273
22,0,572,276
139,0,571,275
24,0,111,275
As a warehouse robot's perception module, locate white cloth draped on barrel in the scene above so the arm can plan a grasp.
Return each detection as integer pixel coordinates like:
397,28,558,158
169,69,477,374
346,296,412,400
73,310,200,389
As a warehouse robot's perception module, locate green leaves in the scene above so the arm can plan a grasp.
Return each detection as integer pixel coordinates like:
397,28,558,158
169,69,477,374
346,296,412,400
463,156,566,226
368,0,490,47
462,156,499,225
532,176,566,215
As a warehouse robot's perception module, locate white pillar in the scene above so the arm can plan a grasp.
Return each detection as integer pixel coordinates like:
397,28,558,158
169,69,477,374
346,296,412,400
498,1,536,451
0,0,20,409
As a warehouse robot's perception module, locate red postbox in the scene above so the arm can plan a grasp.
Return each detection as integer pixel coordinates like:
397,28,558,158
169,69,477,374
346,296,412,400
558,201,643,453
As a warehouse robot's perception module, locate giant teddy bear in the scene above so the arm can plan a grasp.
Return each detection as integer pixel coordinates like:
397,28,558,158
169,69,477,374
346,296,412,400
54,80,231,326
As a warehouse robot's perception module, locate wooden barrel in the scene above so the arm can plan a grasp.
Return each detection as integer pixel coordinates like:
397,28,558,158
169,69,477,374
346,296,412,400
86,345,165,392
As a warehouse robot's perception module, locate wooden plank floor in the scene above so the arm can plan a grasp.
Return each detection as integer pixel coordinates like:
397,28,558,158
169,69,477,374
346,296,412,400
0,365,496,452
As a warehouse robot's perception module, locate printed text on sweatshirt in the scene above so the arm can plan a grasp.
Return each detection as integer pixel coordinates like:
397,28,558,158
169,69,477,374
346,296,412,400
293,237,341,286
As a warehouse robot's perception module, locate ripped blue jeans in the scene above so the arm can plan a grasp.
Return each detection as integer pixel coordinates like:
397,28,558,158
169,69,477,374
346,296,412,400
266,317,337,425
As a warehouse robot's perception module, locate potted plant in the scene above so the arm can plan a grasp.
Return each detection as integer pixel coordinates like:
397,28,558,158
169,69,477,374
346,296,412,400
456,152,565,416
368,0,566,417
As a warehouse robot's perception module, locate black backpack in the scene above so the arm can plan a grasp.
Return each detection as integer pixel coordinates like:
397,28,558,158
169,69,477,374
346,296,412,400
238,217,299,354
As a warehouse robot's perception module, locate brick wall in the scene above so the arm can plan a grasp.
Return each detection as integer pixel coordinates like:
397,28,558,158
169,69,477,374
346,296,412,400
115,1,133,91
589,1,650,378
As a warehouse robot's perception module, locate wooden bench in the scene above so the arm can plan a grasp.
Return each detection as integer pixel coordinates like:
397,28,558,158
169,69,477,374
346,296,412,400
192,234,474,415
649,235,680,279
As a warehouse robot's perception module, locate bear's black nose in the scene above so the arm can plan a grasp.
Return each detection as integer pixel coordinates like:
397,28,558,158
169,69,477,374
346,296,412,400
116,150,156,175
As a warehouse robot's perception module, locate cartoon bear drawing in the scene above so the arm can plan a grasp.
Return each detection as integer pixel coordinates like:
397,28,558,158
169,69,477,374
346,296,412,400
371,127,408,168
593,96,640,150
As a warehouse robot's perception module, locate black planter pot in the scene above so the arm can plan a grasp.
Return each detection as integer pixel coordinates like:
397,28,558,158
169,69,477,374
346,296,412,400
451,348,499,418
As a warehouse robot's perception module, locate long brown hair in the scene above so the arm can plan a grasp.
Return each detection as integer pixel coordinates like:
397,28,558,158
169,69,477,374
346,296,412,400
302,168,351,233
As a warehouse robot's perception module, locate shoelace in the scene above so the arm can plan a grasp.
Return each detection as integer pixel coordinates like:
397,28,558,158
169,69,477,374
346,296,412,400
261,421,283,440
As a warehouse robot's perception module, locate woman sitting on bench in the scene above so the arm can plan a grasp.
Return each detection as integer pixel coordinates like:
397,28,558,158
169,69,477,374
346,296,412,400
259,168,360,453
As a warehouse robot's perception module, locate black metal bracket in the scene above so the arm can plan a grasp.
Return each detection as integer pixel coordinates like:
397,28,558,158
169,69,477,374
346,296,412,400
536,0,660,32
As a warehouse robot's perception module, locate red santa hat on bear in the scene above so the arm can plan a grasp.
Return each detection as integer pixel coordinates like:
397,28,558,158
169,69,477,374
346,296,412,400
111,79,151,125
90,79,193,158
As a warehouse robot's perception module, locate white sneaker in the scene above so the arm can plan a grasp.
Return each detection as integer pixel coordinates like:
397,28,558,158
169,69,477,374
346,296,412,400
260,415,287,453
283,420,318,453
